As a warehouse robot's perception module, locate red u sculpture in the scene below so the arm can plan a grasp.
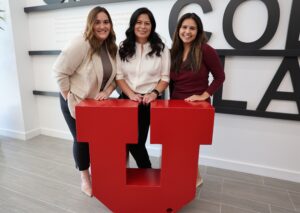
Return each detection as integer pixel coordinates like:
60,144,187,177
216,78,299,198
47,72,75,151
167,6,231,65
76,99,214,213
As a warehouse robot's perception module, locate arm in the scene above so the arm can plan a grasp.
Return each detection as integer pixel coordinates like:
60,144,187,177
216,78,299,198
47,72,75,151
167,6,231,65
94,81,117,101
143,48,170,104
61,90,69,100
185,44,225,102
115,51,143,102
185,91,210,102
143,80,169,104
203,44,225,95
53,36,87,100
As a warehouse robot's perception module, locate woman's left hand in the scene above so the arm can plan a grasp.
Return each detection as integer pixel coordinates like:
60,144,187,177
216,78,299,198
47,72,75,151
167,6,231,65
185,92,210,102
142,93,157,104
95,91,109,101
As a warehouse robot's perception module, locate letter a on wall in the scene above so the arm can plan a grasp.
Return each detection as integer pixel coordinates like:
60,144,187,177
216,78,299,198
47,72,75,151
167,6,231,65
76,99,214,212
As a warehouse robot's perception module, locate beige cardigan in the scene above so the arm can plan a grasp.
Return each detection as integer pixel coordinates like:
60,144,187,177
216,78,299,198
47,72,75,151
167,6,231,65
53,35,116,118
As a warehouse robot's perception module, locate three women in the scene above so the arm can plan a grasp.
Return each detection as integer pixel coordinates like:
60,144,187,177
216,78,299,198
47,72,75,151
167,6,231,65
54,5,224,196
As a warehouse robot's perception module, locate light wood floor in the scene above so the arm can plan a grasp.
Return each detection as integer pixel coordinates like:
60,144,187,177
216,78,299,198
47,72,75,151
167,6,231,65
0,135,299,213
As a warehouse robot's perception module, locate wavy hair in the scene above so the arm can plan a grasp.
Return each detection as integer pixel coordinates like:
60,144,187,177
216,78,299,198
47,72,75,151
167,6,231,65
119,7,165,61
170,13,207,73
84,6,117,59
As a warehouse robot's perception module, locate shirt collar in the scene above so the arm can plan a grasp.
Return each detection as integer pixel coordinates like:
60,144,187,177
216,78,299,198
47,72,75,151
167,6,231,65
136,42,150,49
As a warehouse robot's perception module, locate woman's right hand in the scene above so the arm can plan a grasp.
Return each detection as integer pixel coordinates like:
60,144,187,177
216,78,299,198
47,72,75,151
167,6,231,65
185,92,210,102
61,90,69,101
128,93,143,103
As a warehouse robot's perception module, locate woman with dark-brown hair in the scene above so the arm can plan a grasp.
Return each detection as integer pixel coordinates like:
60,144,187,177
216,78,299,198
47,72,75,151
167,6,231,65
170,13,225,187
53,6,117,196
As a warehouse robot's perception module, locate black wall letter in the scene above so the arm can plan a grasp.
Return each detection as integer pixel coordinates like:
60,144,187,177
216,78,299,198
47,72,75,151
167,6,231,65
223,0,280,49
285,0,300,49
257,57,300,114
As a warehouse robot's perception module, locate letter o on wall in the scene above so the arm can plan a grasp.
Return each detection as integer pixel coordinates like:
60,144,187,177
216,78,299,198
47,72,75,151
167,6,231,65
43,0,62,4
223,0,280,49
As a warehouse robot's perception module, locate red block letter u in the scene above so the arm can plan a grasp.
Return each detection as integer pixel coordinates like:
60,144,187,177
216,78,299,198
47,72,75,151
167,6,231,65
76,99,214,212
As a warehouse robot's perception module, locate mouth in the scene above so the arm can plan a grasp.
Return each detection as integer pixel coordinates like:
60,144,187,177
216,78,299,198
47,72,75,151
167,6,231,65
183,34,191,37
96,30,108,33
182,35,192,39
137,30,148,34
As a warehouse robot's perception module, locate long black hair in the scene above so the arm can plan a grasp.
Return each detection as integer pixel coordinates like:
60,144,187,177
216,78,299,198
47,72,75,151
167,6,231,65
119,7,165,61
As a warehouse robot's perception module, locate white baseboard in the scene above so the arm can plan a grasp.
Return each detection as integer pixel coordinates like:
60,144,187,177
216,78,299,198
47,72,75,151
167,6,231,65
199,155,300,183
146,147,300,183
0,127,73,141
40,128,72,140
25,128,41,140
0,127,40,140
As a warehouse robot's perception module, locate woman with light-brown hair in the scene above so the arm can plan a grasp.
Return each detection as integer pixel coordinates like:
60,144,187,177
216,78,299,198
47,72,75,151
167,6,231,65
53,6,117,197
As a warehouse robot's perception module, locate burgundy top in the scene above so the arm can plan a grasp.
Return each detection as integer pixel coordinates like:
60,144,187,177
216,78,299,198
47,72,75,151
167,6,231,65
170,43,225,100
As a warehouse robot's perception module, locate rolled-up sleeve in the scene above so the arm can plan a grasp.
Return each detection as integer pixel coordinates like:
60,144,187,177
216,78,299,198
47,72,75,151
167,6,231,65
160,47,170,82
115,52,124,80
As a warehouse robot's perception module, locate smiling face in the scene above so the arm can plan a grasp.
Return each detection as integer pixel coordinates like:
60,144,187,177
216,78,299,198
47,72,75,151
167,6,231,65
134,13,152,44
93,11,111,41
179,18,198,47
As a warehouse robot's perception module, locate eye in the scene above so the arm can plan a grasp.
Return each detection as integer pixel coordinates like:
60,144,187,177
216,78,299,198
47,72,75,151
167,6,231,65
103,20,110,24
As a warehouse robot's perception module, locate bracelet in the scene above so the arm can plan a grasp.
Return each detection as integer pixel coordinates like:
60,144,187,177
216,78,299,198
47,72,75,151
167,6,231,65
151,89,160,97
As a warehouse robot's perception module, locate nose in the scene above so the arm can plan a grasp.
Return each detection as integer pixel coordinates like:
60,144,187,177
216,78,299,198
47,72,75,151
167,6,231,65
141,23,147,28
99,23,105,28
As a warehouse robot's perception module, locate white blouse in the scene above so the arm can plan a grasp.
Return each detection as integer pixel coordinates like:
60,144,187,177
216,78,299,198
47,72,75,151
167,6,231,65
116,42,170,94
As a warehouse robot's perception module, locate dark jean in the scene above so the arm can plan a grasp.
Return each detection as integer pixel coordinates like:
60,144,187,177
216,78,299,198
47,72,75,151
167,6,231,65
59,94,90,171
119,93,152,168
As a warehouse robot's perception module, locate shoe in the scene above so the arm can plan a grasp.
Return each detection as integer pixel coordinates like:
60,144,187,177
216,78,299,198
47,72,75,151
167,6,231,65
196,177,203,188
81,181,92,197
81,169,92,197
196,168,203,188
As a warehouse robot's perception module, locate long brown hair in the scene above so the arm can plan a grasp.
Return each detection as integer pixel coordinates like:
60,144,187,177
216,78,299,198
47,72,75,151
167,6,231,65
170,13,207,73
84,6,117,59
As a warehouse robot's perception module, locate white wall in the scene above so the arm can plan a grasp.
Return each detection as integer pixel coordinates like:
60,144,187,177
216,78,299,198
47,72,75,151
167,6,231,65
0,0,40,139
0,0,29,139
1,0,300,182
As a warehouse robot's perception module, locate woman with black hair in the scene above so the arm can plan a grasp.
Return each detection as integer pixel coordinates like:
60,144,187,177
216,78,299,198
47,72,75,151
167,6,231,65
116,7,170,168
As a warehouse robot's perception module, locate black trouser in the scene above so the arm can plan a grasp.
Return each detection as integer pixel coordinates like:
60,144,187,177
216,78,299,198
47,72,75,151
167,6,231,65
119,93,152,168
59,94,90,171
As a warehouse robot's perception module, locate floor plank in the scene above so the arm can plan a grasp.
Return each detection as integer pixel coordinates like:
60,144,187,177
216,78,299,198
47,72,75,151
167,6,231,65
1,135,300,213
